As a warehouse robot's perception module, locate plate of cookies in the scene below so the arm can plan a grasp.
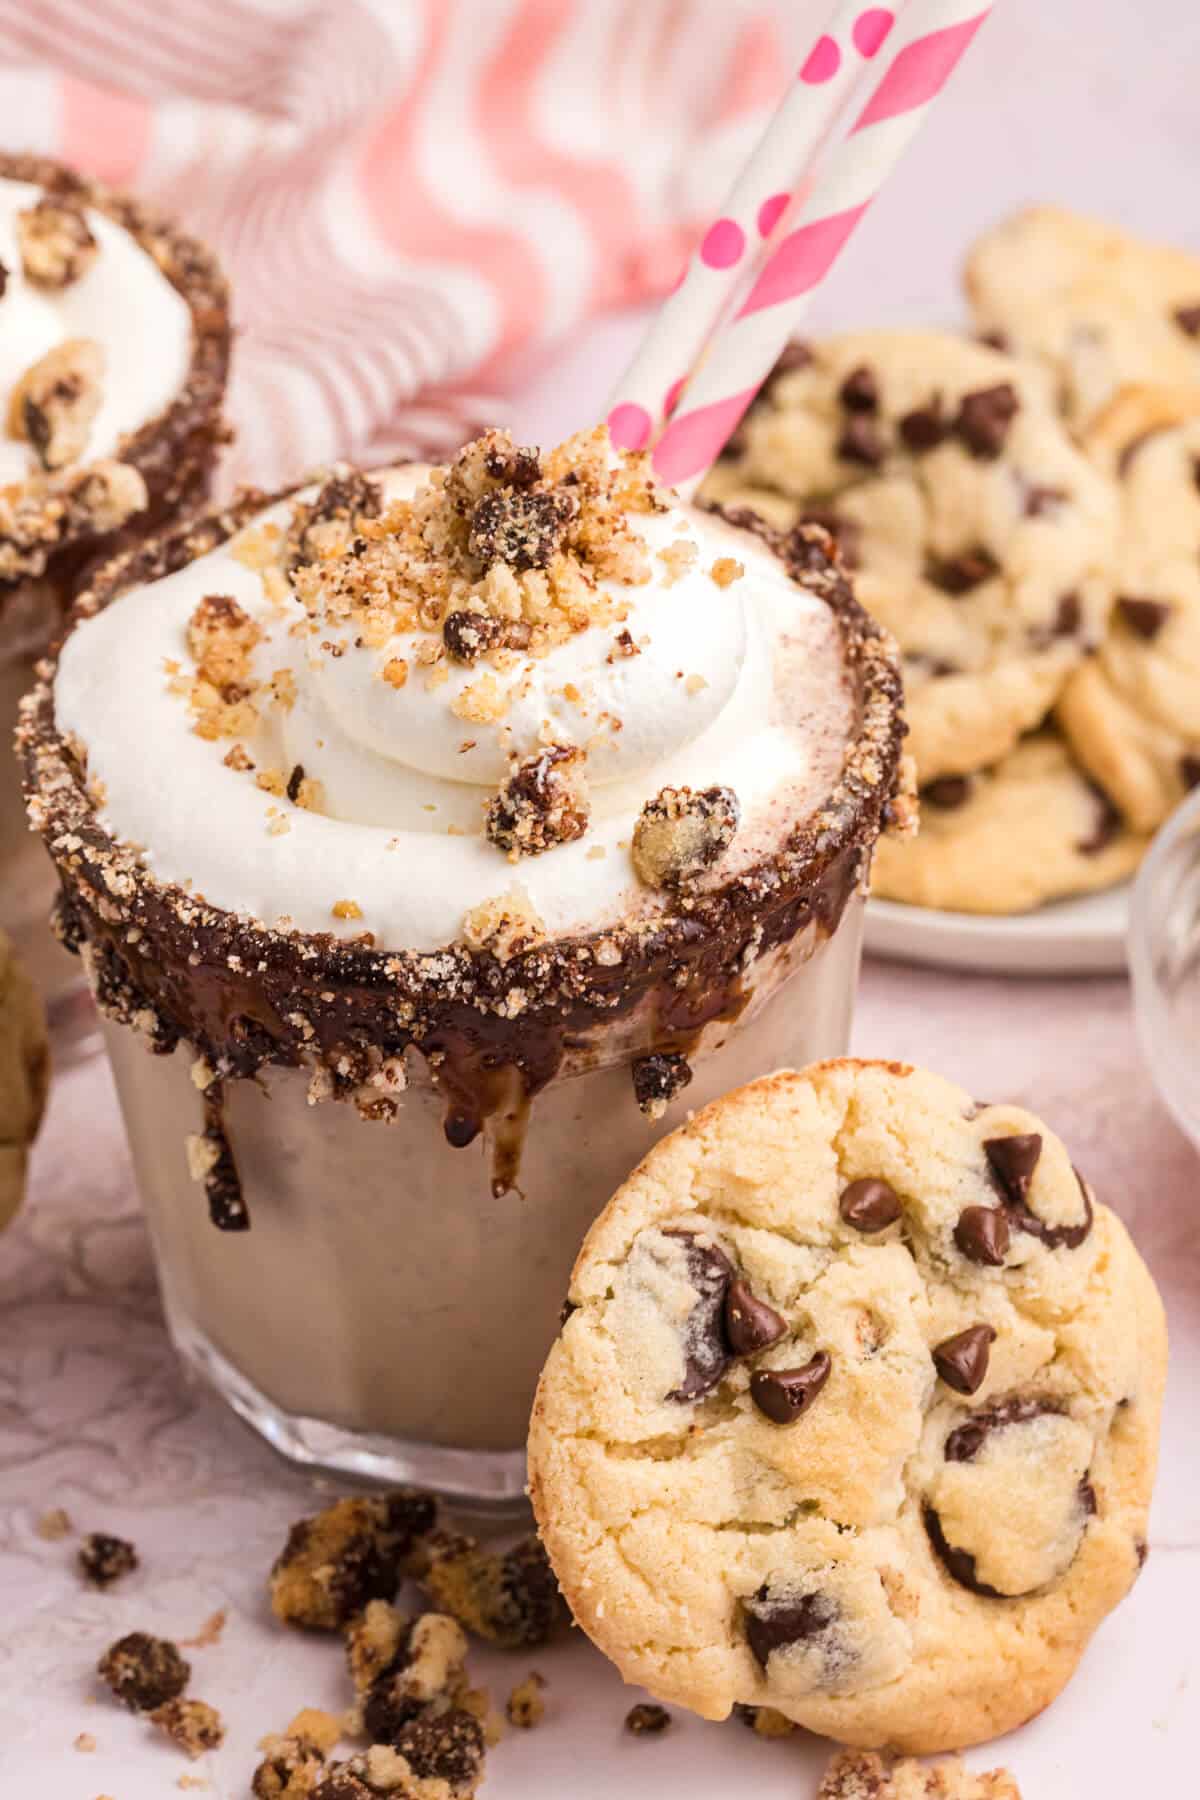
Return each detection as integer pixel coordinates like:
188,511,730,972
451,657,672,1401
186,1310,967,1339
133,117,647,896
701,206,1200,977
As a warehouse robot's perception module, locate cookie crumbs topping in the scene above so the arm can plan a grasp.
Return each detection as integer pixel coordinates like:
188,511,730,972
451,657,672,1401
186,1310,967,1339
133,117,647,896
8,337,105,470
36,1506,73,1540
709,555,744,588
609,628,640,660
287,469,383,572
68,459,149,533
442,610,502,664
332,900,364,921
631,784,739,889
382,656,409,689
97,1631,190,1712
188,592,262,689
625,1703,671,1735
631,1051,693,1120
505,1672,546,1730
469,485,579,572
16,194,98,289
150,1697,226,1760
485,745,590,859
78,1531,139,1587
451,672,509,725
460,888,545,964
658,537,698,585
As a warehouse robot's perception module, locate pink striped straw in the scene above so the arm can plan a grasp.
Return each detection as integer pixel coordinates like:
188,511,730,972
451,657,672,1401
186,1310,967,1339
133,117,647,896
613,0,994,495
607,0,908,459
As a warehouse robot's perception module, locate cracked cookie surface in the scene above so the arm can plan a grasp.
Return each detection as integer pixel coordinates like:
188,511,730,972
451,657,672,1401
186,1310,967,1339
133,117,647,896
1056,384,1200,831
529,1060,1165,1754
871,731,1147,914
965,206,1200,431
699,331,1117,783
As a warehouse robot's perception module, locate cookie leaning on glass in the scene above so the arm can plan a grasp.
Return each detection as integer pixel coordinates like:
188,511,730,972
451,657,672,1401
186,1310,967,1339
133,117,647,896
529,1059,1166,1755
700,330,1117,784
1056,384,1200,833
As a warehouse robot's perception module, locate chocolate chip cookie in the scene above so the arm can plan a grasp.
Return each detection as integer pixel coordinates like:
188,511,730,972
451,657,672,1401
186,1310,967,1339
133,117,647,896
1056,384,1200,831
872,730,1147,913
965,206,1200,431
529,1060,1166,1754
700,331,1116,782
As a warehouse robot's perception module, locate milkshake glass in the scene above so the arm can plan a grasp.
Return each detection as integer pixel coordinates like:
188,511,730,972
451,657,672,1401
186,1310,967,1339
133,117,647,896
22,432,906,1507
0,151,230,1011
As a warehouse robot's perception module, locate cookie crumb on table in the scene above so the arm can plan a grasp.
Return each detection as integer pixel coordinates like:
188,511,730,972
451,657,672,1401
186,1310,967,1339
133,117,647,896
97,1631,190,1712
180,1608,227,1649
73,1730,97,1752
624,1702,671,1735
79,1531,139,1587
818,1748,1022,1798
150,1697,226,1759
36,1506,72,1540
505,1672,546,1729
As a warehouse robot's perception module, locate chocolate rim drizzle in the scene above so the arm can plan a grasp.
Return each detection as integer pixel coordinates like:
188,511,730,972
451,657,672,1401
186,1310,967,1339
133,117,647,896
0,150,232,605
19,494,906,1210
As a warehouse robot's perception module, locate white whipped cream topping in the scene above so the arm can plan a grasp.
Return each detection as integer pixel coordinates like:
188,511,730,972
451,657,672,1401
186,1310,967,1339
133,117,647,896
0,178,193,484
55,470,853,952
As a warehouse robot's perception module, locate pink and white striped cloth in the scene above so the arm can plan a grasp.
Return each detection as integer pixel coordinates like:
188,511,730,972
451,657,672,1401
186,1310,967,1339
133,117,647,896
0,0,794,486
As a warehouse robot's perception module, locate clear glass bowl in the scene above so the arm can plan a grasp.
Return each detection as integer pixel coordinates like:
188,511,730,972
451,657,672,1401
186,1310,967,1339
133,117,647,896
1129,787,1200,1153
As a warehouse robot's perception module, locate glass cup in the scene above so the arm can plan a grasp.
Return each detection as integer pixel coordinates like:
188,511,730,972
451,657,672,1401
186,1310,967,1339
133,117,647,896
1129,787,1200,1156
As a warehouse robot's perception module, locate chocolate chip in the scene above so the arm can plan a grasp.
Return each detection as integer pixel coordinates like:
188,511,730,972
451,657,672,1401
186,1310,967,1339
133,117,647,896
925,547,999,595
836,414,885,467
286,763,306,804
906,651,960,678
1077,782,1122,856
976,328,1010,353
1117,596,1171,640
953,1204,1010,1266
932,1324,996,1396
1173,303,1200,337
838,364,879,413
443,609,503,664
944,1396,1060,1463
663,1231,735,1402
839,1177,902,1233
744,1587,837,1667
483,440,541,488
1022,481,1068,517
724,1278,787,1356
1005,1164,1094,1251
632,1051,693,1119
469,486,578,571
983,1133,1042,1204
923,1503,1004,1598
750,1351,831,1425
898,398,948,453
1182,754,1200,791
625,1703,672,1735
0,260,7,300
955,383,1019,459
1136,1539,1149,1568
922,775,972,810
764,340,813,398
1078,1477,1098,1517
1054,592,1082,637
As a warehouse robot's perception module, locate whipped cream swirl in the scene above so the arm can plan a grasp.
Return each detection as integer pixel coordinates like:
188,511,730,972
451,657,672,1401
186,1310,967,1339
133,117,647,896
55,465,853,952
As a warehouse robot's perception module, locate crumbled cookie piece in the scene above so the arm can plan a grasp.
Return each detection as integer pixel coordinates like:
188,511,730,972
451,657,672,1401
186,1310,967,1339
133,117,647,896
420,1533,565,1650
8,338,105,469
631,785,739,888
485,746,590,859
460,887,545,963
252,1732,330,1799
97,1631,190,1712
288,469,383,571
505,1672,546,1730
180,1609,227,1649
468,486,579,572
74,1730,97,1752
442,609,503,665
187,593,262,690
625,1702,671,1734
286,1710,343,1755
269,1490,437,1631
150,1697,226,1760
631,1052,693,1121
35,1506,72,1541
78,1531,139,1588
345,1598,408,1695
818,1749,1022,1799
313,1710,486,1800
362,1612,470,1744
16,194,98,289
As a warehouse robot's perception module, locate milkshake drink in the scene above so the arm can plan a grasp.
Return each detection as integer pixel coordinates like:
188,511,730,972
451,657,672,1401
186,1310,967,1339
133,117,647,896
22,430,906,1505
0,152,230,1004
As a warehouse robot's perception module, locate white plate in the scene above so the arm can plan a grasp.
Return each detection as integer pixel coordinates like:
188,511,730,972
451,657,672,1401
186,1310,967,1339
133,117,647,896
865,883,1132,976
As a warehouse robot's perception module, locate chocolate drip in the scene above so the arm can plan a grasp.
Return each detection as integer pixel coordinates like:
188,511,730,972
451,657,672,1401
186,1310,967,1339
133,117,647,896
200,1085,248,1231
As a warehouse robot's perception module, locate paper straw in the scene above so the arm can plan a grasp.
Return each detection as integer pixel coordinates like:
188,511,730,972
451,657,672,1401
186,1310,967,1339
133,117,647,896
606,1,909,456
648,0,994,494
